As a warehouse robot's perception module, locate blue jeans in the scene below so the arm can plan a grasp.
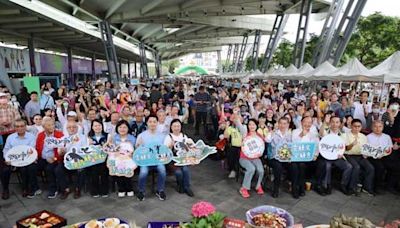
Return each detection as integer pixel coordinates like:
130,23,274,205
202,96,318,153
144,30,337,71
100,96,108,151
175,166,191,191
138,165,166,193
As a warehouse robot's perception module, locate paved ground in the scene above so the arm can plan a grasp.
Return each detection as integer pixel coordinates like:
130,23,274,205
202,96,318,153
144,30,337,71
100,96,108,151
1,126,400,227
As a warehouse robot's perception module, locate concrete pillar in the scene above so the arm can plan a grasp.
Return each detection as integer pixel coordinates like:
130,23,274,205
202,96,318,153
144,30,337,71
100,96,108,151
67,47,74,88
28,38,36,75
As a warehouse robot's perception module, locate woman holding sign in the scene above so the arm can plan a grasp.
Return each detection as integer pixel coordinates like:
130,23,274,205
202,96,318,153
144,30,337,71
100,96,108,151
164,119,194,197
109,120,136,198
235,119,265,198
291,116,319,199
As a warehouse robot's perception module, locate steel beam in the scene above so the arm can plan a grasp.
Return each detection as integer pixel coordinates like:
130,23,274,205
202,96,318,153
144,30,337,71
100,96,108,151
251,29,261,71
224,44,232,72
139,42,149,79
67,47,74,88
260,14,288,72
312,0,344,66
236,34,248,72
292,0,312,68
154,52,161,78
326,0,368,66
230,44,239,72
28,37,36,75
99,20,120,83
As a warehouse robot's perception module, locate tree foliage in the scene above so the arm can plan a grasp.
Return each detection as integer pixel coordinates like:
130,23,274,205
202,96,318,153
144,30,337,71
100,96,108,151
162,59,180,73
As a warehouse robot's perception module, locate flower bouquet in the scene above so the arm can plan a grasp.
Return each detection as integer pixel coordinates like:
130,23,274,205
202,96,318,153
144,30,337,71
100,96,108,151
181,201,225,228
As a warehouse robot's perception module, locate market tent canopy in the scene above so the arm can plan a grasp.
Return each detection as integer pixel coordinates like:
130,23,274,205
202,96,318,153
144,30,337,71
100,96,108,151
175,65,208,75
247,69,265,80
368,51,400,83
278,64,298,79
296,63,315,80
331,58,381,82
305,61,337,80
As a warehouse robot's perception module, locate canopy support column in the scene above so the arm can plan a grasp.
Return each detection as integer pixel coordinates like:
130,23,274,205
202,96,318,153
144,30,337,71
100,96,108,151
91,54,96,81
139,42,149,79
236,33,248,72
251,30,261,71
154,52,161,78
292,0,312,68
99,20,120,83
224,44,232,73
28,37,36,75
230,44,239,72
67,47,74,88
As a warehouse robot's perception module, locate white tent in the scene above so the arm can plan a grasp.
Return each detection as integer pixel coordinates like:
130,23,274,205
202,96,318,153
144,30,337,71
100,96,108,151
368,51,400,83
295,63,314,80
331,58,381,82
247,69,265,80
305,61,337,80
269,65,289,80
278,64,298,80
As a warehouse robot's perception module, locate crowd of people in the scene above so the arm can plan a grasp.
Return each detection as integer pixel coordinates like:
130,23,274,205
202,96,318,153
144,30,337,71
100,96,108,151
0,78,399,202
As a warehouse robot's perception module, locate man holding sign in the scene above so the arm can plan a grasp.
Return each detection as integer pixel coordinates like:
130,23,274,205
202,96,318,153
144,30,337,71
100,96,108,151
342,119,375,196
2,119,38,200
367,120,398,194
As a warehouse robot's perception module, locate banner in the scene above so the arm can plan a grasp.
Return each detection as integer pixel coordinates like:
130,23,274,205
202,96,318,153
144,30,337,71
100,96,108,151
319,134,345,160
106,142,137,177
361,144,391,159
172,139,217,166
5,145,37,167
64,145,107,170
241,136,264,159
275,142,317,162
23,77,41,96
133,142,172,166
130,79,139,85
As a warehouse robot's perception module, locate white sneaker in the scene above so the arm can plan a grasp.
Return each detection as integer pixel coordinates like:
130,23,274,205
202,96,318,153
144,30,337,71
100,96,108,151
127,191,134,197
118,192,126,198
228,171,236,178
34,189,42,195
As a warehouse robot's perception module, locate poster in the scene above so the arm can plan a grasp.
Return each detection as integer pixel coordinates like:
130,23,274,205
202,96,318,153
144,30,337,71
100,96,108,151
241,136,264,159
23,77,41,96
130,79,139,85
172,139,217,166
64,145,107,170
5,145,37,167
133,142,172,166
106,142,137,177
319,134,345,160
275,142,317,162
361,144,391,159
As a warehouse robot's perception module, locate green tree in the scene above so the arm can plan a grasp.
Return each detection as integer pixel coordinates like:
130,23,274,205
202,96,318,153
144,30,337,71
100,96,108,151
342,12,400,67
270,39,294,68
162,59,180,73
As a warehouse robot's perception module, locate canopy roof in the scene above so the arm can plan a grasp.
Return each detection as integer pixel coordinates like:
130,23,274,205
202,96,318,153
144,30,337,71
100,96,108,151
331,58,382,82
368,51,400,83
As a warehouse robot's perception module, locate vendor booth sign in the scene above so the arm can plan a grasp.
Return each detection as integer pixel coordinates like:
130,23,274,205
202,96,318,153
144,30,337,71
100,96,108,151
319,134,345,160
5,145,37,167
361,144,391,159
241,135,265,159
275,142,317,162
106,142,137,177
172,139,217,166
133,143,173,166
64,145,107,170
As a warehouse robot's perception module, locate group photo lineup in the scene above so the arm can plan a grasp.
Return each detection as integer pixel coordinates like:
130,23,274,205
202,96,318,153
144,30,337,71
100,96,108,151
0,0,399,227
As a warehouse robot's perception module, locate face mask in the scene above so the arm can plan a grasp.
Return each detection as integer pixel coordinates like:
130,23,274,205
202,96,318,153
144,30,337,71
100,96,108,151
372,109,380,114
391,104,399,111
44,91,50,96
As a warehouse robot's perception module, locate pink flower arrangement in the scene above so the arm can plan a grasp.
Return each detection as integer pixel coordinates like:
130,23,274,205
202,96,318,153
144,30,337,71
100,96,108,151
191,201,216,218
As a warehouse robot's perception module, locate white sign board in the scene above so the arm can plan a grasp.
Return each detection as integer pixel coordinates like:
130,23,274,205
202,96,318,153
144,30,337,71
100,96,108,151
361,144,390,159
319,134,345,160
5,145,37,167
241,135,264,159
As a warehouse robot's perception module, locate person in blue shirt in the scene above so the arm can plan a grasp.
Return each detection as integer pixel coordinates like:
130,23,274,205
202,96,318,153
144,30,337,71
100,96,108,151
2,119,39,199
40,89,55,111
110,120,136,198
135,115,167,201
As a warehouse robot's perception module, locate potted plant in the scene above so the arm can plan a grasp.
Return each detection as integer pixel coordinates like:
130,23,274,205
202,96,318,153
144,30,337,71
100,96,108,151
181,201,225,228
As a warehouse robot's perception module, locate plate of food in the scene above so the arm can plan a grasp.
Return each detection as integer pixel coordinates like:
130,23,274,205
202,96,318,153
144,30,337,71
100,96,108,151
246,205,294,228
17,210,66,228
79,218,129,228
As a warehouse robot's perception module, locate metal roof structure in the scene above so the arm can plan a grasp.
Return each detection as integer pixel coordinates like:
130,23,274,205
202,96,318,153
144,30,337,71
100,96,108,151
0,0,331,61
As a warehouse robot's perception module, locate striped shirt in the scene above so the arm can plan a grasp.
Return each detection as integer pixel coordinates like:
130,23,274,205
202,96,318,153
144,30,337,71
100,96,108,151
0,104,21,135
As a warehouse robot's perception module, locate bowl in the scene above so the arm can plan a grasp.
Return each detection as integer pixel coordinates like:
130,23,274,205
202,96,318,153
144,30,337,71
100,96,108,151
246,205,294,228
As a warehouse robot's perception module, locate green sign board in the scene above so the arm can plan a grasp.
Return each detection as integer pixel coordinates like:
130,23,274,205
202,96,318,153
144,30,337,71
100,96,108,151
23,76,41,96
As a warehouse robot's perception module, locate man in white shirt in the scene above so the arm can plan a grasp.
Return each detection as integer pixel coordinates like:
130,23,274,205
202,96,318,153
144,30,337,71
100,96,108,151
367,120,396,194
353,91,372,129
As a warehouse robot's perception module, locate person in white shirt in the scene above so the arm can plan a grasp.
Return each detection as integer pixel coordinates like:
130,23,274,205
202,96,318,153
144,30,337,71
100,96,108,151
291,116,319,199
367,120,395,194
156,109,170,135
353,91,372,129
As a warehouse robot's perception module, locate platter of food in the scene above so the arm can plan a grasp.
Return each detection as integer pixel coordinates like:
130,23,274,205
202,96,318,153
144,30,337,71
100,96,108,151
246,205,294,228
17,210,66,228
79,218,129,228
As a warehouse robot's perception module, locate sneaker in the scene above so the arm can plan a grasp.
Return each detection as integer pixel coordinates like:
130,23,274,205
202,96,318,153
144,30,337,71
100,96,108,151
127,191,134,197
118,192,126,198
156,191,166,201
34,189,42,196
228,171,236,179
256,186,264,195
27,189,42,199
362,189,375,197
239,187,250,198
101,194,109,198
47,191,58,199
60,190,71,200
184,188,194,197
92,194,100,198
136,192,145,201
